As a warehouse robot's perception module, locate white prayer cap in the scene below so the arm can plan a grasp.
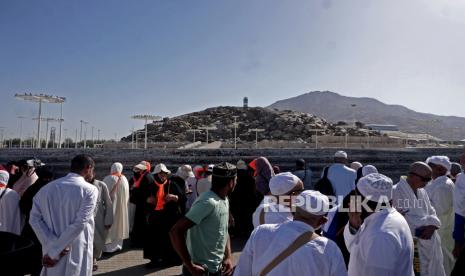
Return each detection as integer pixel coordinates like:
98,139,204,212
269,172,301,195
362,165,378,176
154,163,171,174
111,162,123,174
350,161,363,170
176,165,195,179
334,151,348,159
297,190,330,216
236,160,248,170
0,170,9,185
357,173,393,202
133,161,148,171
426,156,451,171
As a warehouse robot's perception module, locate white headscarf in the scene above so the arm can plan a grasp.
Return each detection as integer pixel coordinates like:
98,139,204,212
426,156,451,171
111,162,123,175
0,170,9,185
350,162,363,170
357,173,393,202
362,165,378,176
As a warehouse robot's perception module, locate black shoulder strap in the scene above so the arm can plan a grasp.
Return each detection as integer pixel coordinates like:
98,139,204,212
323,166,329,179
0,188,8,201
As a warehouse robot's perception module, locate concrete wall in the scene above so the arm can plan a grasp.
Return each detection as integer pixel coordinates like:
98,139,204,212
0,148,462,183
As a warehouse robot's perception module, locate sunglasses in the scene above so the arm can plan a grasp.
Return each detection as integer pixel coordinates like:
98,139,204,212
409,172,432,182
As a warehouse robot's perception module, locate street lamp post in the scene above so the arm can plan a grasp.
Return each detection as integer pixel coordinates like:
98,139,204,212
17,116,25,148
187,129,200,143
248,128,265,149
310,129,325,149
83,122,89,148
75,129,78,149
15,93,66,148
232,116,239,150
199,126,217,144
131,115,162,149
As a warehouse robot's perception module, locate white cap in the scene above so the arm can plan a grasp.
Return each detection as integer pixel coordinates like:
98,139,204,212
133,162,147,171
207,164,214,172
297,190,330,216
154,163,171,174
426,156,451,171
0,170,9,185
334,151,348,159
269,172,301,195
236,160,248,170
176,165,195,179
350,161,363,170
362,165,378,176
357,173,393,202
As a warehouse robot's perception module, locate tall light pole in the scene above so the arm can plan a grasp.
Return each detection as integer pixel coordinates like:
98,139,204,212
97,129,101,142
64,128,68,148
187,129,200,143
248,128,265,149
15,93,65,148
58,102,64,148
75,129,78,148
131,127,135,149
0,127,4,149
80,120,88,148
310,129,325,149
131,115,162,149
83,121,89,148
17,116,25,148
232,116,239,149
91,126,94,147
199,126,217,144
32,117,63,149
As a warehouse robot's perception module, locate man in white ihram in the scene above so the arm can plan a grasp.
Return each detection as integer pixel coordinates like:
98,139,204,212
324,151,356,203
252,172,304,228
392,162,446,276
424,155,455,274
345,173,414,276
30,154,98,276
235,190,347,276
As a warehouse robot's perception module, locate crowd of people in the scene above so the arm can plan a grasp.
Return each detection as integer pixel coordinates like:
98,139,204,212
0,150,464,276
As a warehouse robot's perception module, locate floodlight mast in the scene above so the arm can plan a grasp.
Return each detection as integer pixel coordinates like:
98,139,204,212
131,115,162,149
15,93,65,149
248,128,265,149
199,126,217,144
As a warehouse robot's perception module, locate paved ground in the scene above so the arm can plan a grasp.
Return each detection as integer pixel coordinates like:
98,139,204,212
94,238,246,276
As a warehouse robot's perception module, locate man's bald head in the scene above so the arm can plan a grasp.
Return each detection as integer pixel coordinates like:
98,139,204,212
407,162,432,189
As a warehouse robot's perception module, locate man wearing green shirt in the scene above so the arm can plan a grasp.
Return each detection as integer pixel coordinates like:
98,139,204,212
170,162,237,276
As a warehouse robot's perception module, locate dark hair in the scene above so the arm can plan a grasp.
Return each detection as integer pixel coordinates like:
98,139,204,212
296,159,305,169
70,154,94,173
36,165,54,180
211,175,234,190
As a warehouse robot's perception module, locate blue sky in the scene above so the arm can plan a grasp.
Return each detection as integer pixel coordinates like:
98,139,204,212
1,0,465,140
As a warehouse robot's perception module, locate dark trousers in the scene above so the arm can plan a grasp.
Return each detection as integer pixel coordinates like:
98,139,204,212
452,248,465,276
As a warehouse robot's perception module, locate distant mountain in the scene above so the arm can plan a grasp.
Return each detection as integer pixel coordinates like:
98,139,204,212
268,91,465,140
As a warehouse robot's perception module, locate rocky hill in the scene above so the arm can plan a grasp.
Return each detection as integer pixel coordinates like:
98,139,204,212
268,91,465,140
121,106,378,143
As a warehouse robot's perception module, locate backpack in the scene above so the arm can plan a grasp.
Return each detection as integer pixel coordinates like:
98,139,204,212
315,166,335,196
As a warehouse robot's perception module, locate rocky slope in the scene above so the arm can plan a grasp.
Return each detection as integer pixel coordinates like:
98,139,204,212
122,106,377,143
